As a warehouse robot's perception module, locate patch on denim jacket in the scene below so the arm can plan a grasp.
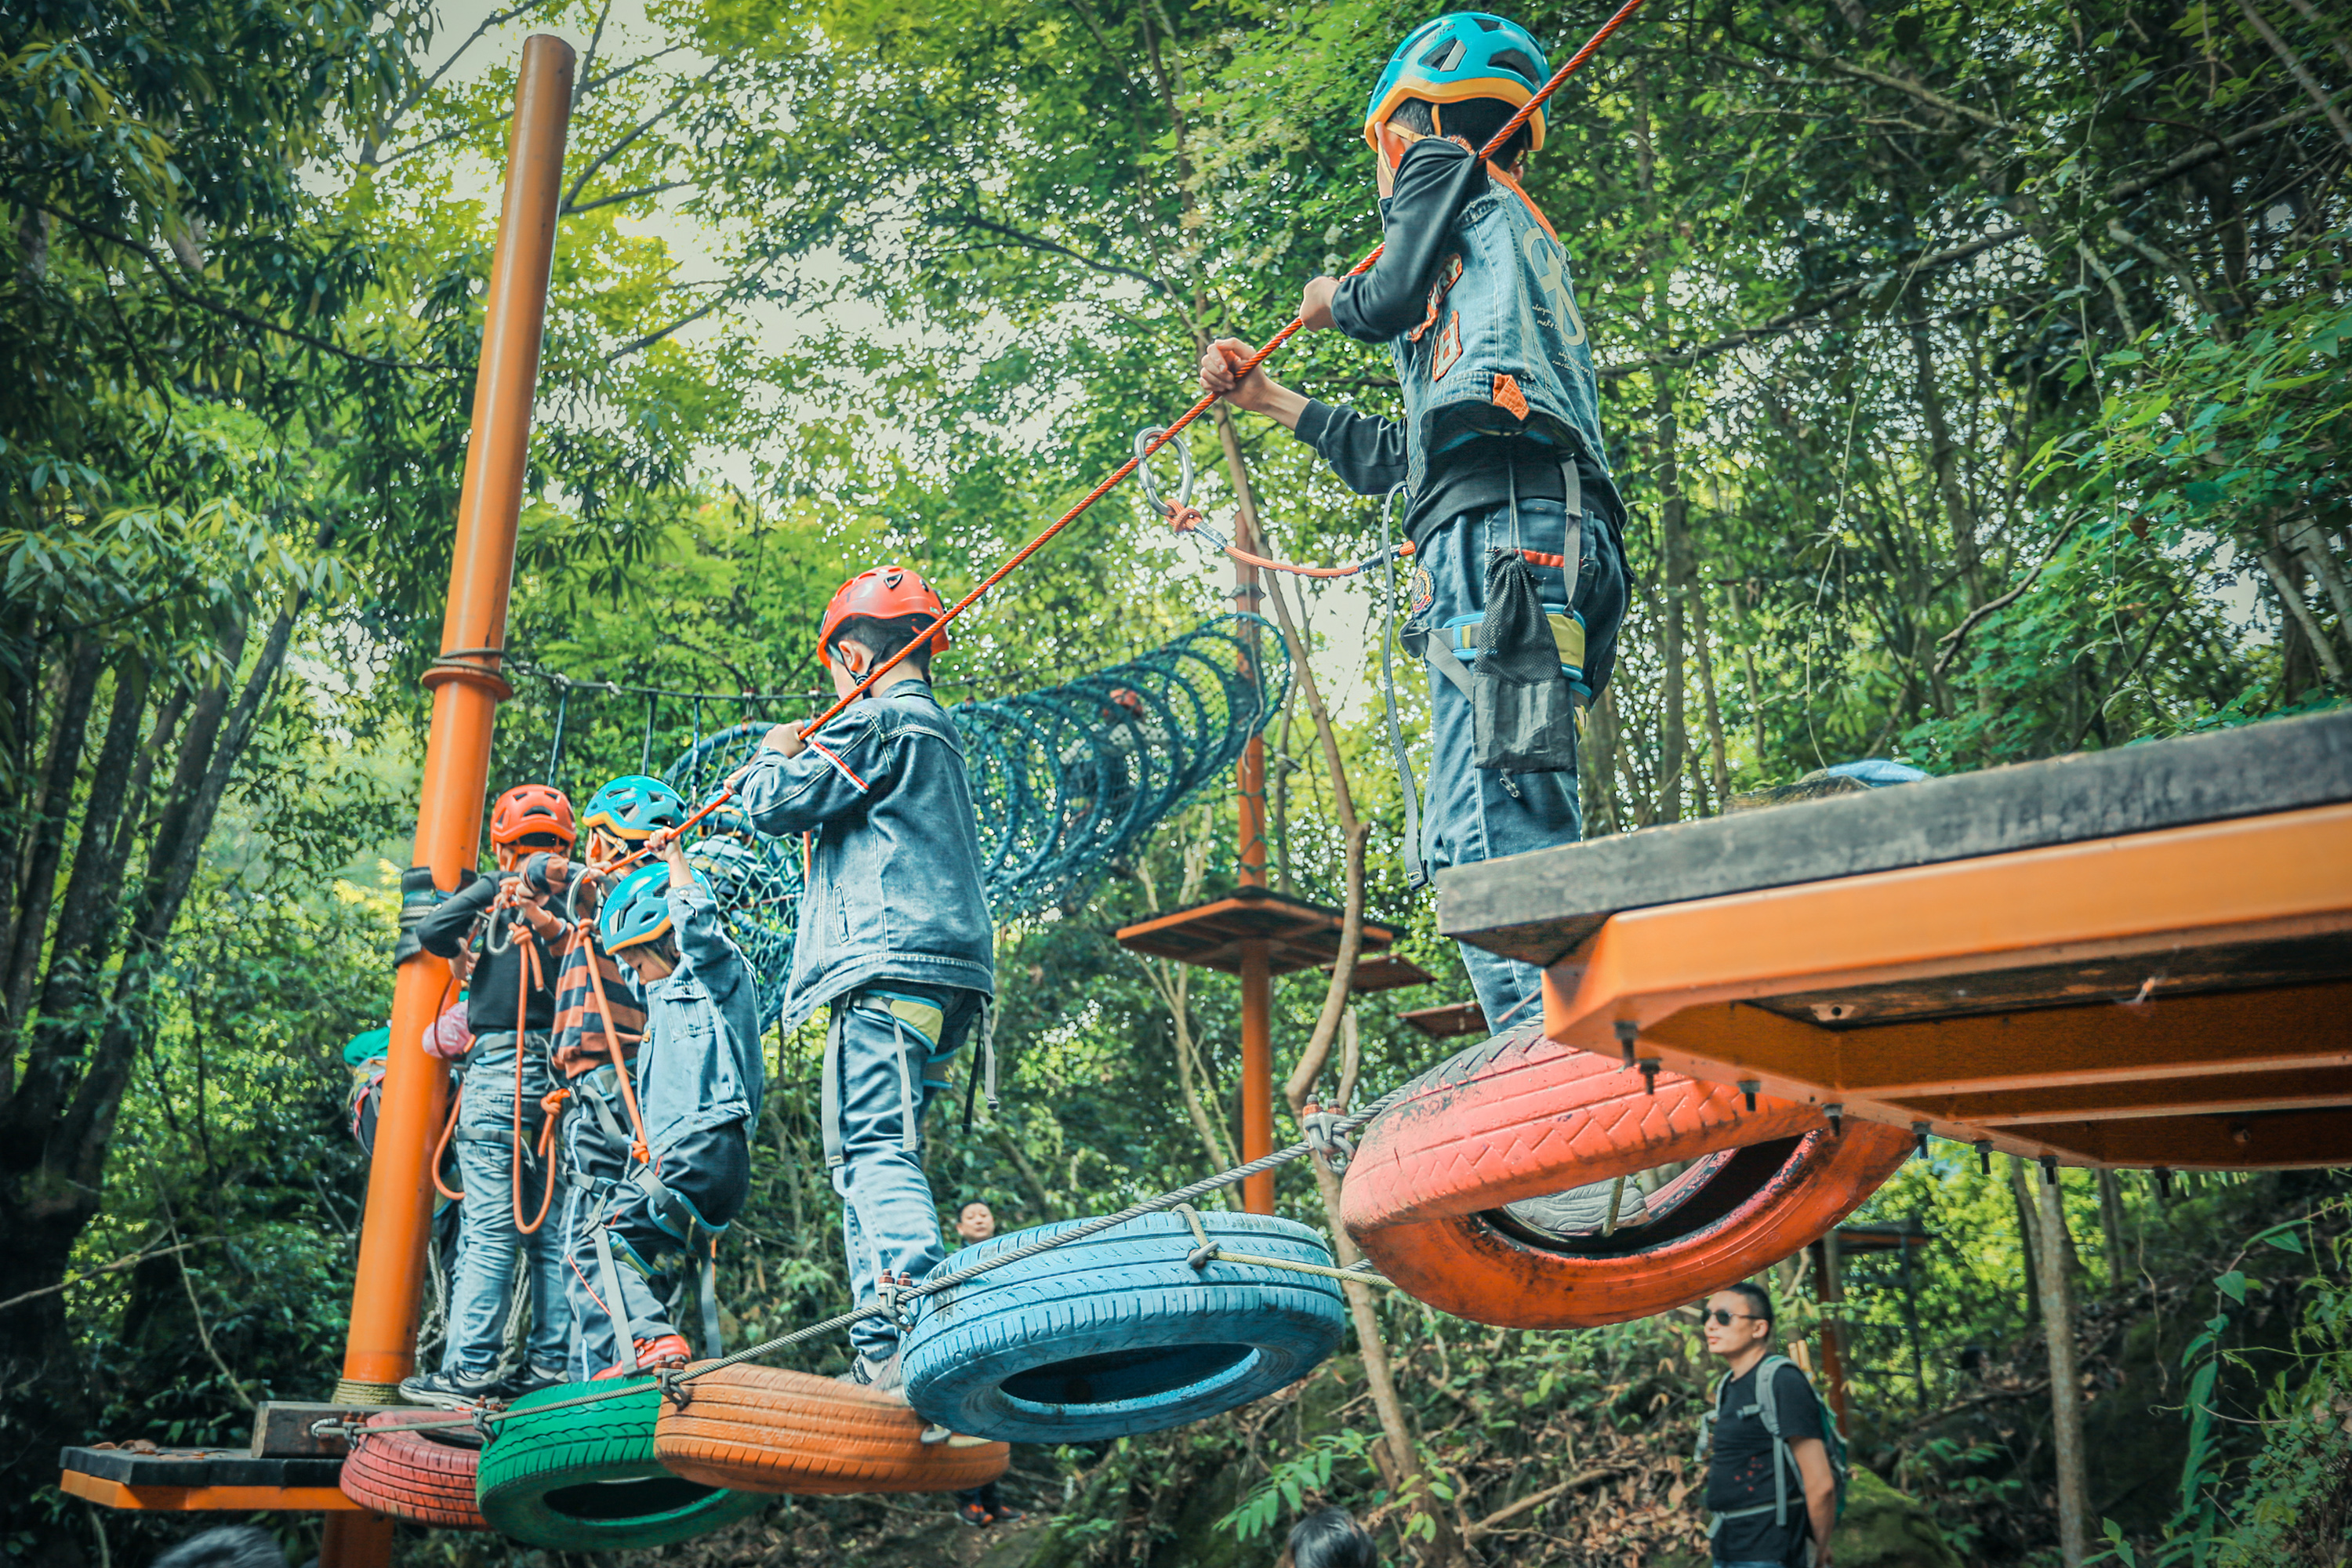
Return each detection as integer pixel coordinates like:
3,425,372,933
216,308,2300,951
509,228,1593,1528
1409,566,1434,615
1431,310,1463,380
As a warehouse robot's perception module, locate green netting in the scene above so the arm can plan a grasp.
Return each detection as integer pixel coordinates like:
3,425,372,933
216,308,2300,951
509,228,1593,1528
662,615,1288,1024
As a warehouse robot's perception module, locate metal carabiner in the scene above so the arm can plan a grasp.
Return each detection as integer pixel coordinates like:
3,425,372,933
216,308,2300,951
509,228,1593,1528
1131,425,1196,522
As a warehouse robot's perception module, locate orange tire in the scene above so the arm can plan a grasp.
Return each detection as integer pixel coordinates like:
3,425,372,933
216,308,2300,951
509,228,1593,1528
1341,1026,1911,1327
339,1413,489,1530
652,1362,1011,1495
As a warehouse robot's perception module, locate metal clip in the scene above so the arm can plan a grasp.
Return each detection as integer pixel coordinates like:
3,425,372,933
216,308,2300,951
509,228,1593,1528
875,1270,913,1330
1301,1102,1355,1174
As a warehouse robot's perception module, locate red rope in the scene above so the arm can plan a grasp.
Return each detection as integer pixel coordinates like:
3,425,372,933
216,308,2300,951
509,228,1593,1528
781,0,1652,743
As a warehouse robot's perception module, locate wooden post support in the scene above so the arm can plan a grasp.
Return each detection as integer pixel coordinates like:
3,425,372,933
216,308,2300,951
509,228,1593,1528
1231,501,1274,1214
325,33,573,1568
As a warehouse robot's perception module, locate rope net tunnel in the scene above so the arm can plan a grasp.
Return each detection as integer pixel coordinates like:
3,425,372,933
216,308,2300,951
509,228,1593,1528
659,615,1291,1025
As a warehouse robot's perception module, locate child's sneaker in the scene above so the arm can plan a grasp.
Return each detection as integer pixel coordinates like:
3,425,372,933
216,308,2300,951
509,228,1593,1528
834,1349,908,1403
953,1497,994,1528
495,1363,568,1400
397,1367,503,1410
589,1334,693,1380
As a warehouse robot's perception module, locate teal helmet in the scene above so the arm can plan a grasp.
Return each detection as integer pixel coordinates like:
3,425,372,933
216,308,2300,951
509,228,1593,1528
581,775,688,841
343,1025,393,1067
598,862,702,952
1363,13,1551,154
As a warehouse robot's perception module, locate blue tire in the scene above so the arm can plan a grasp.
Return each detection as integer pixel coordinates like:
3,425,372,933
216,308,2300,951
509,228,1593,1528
900,1212,1347,1443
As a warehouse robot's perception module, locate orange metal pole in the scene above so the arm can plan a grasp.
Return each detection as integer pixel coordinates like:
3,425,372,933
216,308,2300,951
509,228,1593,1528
1233,510,1274,1214
327,37,572,1564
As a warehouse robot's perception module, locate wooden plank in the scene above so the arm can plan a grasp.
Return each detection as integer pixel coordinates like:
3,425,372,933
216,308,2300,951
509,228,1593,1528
60,1446,343,1488
1893,1064,2352,1126
1400,1001,1487,1039
2026,1105,2352,1169
1749,933,2350,1028
250,1403,369,1458
1443,710,2352,966
60,1472,359,1512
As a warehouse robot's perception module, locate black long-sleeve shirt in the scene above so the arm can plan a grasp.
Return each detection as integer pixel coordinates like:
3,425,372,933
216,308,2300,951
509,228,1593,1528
416,870,565,1035
1303,135,1601,549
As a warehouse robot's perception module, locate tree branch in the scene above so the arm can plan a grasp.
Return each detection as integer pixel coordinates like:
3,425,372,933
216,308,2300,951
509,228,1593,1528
929,212,1172,296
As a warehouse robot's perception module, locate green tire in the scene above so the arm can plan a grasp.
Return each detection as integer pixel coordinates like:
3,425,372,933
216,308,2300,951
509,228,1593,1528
476,1377,767,1549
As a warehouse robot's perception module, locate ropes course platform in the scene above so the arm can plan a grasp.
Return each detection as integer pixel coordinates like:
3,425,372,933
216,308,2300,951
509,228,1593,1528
1437,710,2352,1171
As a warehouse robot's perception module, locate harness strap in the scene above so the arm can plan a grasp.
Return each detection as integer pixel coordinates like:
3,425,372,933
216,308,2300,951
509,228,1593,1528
698,1244,724,1359
891,1014,918,1156
588,1218,637,1367
821,1007,845,1168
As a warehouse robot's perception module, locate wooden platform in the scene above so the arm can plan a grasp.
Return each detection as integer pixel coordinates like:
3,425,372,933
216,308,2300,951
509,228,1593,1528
1115,886,1398,975
1436,713,2352,1171
1401,1000,1488,1039
60,1446,358,1511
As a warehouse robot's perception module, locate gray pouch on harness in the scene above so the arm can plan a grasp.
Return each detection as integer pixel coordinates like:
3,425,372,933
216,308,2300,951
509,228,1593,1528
1472,546,1578,773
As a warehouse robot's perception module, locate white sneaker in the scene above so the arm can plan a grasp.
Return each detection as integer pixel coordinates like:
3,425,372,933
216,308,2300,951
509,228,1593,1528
1504,1177,1651,1237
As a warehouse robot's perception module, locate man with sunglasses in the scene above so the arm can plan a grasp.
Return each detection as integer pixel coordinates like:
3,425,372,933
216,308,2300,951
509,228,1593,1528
1700,1283,1838,1568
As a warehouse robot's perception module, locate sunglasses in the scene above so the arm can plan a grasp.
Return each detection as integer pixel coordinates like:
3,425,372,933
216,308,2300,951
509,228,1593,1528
514,833,571,848
1705,1308,1759,1327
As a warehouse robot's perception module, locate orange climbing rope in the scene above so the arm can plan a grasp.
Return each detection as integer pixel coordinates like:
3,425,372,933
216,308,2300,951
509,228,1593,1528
594,0,1648,873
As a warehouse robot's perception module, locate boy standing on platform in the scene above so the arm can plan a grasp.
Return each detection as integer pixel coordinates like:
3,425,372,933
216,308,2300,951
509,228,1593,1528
401,785,576,1406
731,566,995,1396
1200,10,1627,1037
583,831,764,1374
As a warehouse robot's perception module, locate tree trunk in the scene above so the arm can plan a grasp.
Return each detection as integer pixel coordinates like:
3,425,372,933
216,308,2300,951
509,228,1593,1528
1690,590,1731,807
2009,1155,2041,1325
2034,1170,2089,1567
2096,1169,2129,1296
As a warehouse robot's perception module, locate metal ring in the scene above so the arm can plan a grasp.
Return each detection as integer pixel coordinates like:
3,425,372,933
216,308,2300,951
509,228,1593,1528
1131,426,1195,517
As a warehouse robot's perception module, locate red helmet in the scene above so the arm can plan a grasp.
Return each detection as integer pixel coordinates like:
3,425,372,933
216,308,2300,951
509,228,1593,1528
490,783,576,847
818,566,950,670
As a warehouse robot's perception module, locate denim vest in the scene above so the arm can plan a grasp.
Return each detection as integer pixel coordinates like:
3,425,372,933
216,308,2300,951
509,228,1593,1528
632,880,765,1150
735,684,996,1029
1387,167,1609,497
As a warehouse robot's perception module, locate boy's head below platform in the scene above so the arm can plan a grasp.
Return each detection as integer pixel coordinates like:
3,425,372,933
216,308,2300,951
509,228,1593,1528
1363,13,1550,192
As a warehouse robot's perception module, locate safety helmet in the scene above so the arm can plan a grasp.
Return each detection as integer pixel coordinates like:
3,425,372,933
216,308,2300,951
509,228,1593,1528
685,837,767,910
1362,13,1551,155
490,783,576,847
599,862,701,953
580,775,688,841
818,566,950,671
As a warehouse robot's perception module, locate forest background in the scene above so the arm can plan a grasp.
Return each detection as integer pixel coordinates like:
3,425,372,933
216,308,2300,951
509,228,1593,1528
1,0,2347,1563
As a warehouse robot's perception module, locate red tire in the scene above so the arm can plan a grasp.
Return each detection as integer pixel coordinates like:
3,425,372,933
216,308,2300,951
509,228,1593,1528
653,1362,1010,1495
1341,1026,1911,1327
339,1413,489,1530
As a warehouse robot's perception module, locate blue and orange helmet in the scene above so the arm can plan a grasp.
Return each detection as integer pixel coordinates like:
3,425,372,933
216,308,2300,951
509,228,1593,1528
599,862,697,952
1363,13,1552,154
580,775,688,842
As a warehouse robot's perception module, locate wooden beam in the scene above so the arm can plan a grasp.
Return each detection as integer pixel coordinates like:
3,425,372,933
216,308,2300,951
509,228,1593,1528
2024,1106,2352,1169
60,1472,361,1512
1898,1064,2352,1127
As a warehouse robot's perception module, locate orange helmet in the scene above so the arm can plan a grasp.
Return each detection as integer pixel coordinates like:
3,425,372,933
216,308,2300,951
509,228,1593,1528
818,566,950,670
489,783,576,847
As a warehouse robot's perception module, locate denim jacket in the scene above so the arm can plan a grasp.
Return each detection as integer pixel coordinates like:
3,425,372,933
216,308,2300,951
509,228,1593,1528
732,681,995,1028
632,877,764,1149
1387,165,1609,498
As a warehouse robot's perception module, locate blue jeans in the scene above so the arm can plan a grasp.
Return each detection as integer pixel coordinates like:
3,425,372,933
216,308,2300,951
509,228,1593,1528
1408,496,1586,1031
441,1033,568,1377
826,983,982,1363
558,1064,636,1380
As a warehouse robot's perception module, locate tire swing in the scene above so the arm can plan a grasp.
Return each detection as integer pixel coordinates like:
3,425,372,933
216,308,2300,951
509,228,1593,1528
900,1212,1348,1443
653,1362,1011,1494
339,1414,489,1530
1341,1025,1912,1329
475,1378,765,1549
